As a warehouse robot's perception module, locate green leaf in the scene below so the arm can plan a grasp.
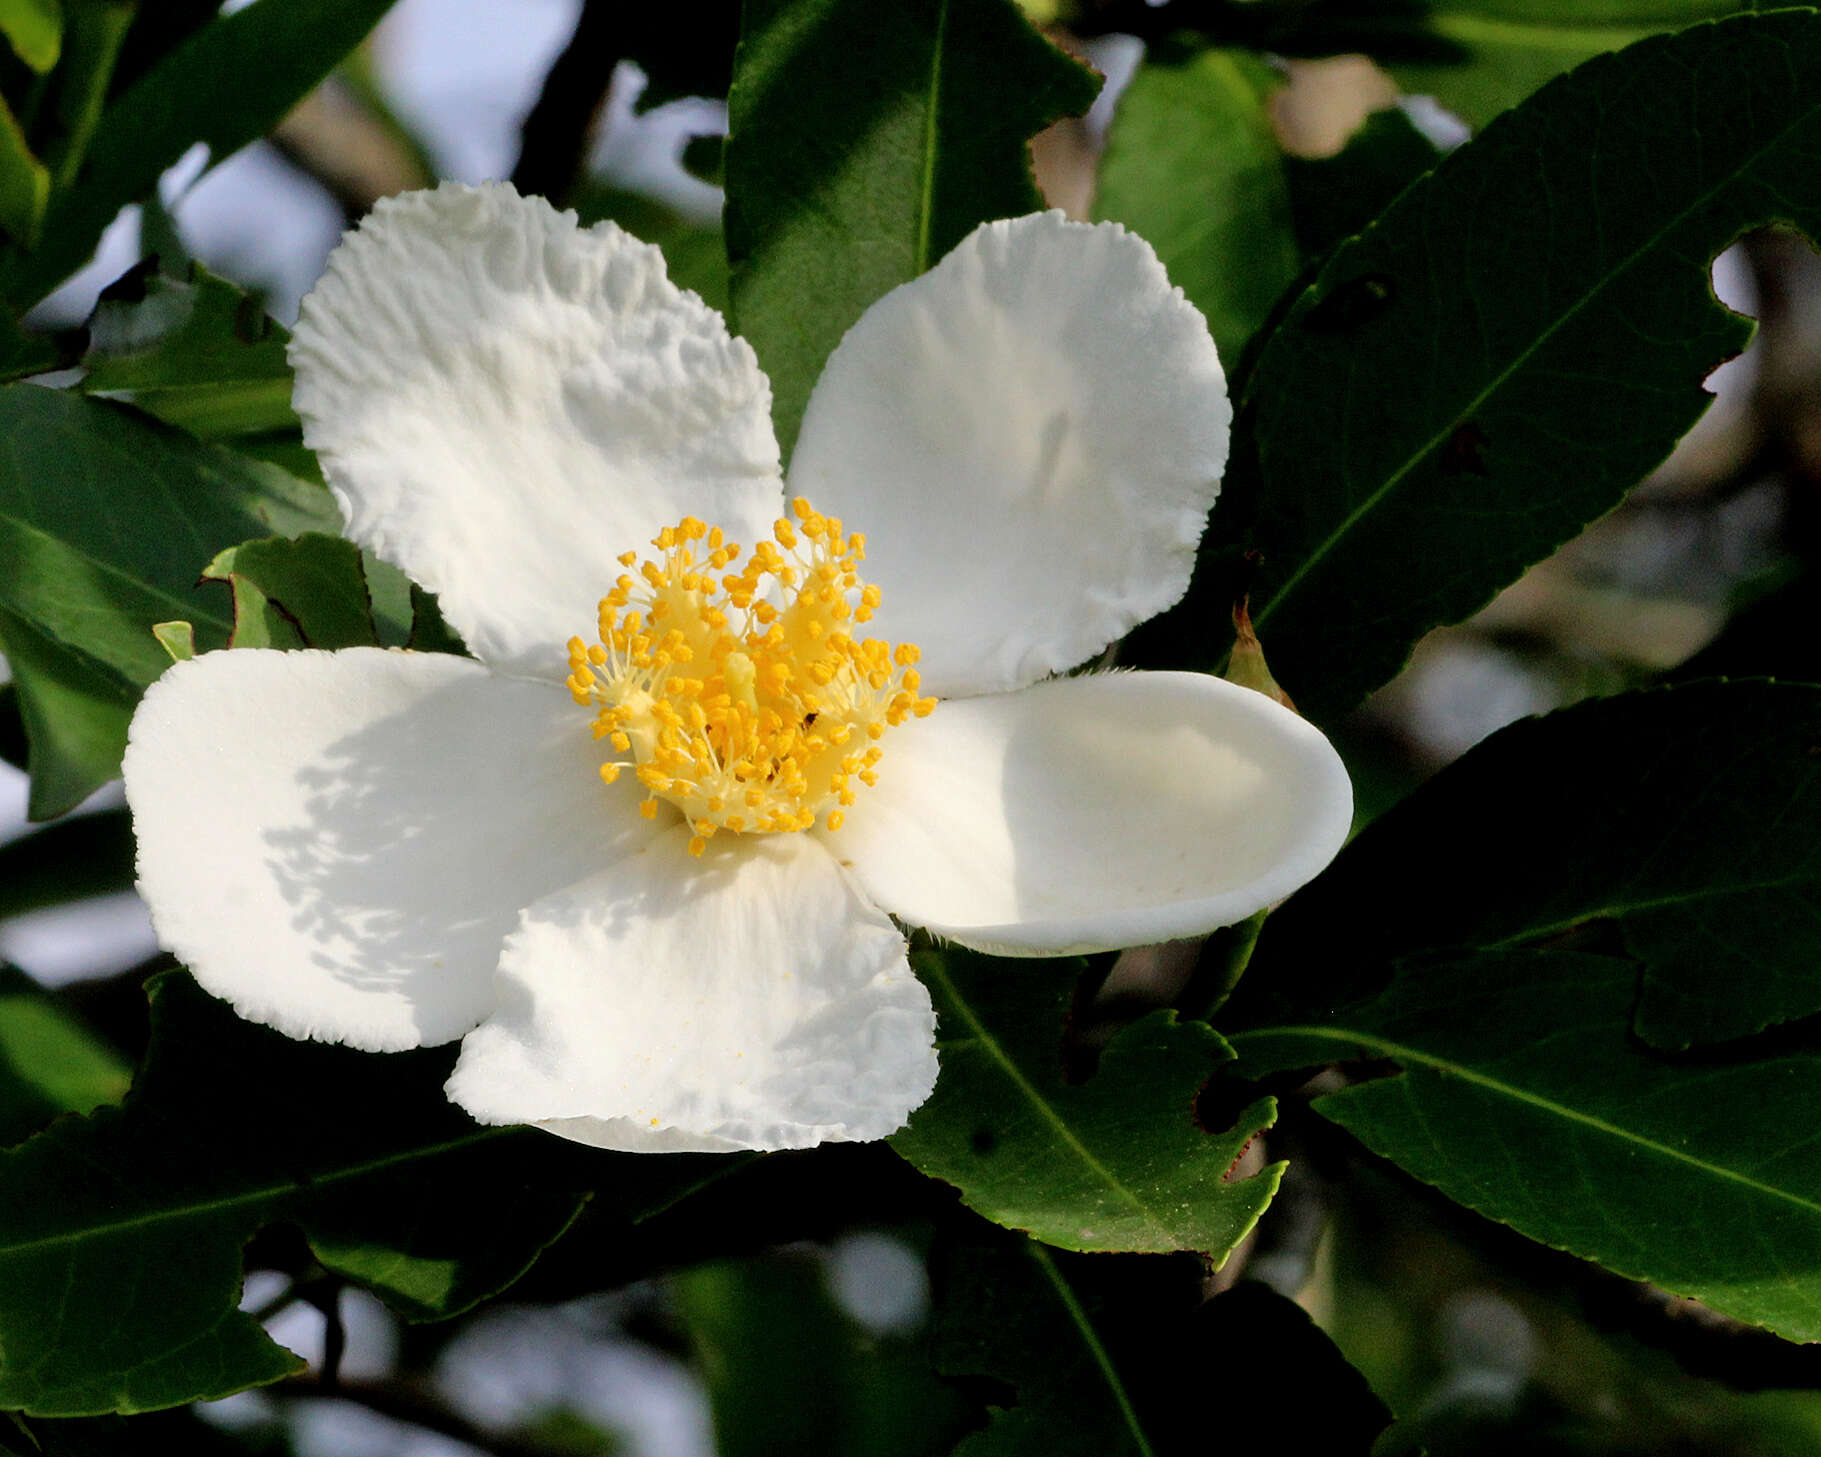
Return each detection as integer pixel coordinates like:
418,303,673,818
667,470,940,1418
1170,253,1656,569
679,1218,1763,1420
0,971,601,1415
1093,47,1298,369
0,382,337,690
0,96,47,247
0,0,398,310
890,949,1279,1259
1230,949,1821,1344
0,607,132,821
1284,106,1443,265
201,533,379,652
933,1230,1390,1456
674,1250,972,1457
724,0,1098,455
0,967,130,1148
81,262,298,440
0,808,133,921
0,0,61,72
1218,11,1821,721
1389,2,1755,131
1234,680,1821,1051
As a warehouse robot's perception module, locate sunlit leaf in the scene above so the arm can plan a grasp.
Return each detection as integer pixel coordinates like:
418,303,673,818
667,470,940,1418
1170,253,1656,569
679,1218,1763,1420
0,607,132,821
0,967,130,1148
891,949,1278,1260
0,95,47,246
1231,950,1821,1344
0,0,398,310
0,0,60,72
725,0,1098,454
1094,45,1297,368
81,261,297,440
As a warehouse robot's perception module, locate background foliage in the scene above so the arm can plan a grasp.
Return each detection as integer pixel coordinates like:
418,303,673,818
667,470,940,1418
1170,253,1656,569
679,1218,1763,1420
5,1,1821,1454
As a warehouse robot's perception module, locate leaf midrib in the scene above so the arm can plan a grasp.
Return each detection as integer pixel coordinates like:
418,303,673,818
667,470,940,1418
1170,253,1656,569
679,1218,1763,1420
0,1127,514,1258
1028,1243,1158,1457
1235,1023,1821,1218
922,956,1165,1233
912,0,951,276
1252,50,1817,630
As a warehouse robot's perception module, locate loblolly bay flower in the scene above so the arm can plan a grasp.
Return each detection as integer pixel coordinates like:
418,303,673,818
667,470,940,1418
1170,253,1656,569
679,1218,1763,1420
123,181,1352,1153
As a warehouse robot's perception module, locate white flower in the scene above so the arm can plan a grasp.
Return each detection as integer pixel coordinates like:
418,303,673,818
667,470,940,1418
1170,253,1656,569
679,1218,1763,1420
122,182,1352,1154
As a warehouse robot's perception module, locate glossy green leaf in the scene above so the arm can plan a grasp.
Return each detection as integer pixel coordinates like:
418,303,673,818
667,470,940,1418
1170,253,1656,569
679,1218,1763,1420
0,0,398,310
0,382,336,708
1389,2,1755,131
0,971,598,1415
891,950,1279,1258
725,0,1098,455
1220,11,1821,720
81,262,297,440
0,607,132,821
0,808,132,921
0,96,47,247
1231,950,1821,1343
1234,680,1821,1050
0,0,61,72
1094,46,1298,369
201,533,379,652
0,967,130,1148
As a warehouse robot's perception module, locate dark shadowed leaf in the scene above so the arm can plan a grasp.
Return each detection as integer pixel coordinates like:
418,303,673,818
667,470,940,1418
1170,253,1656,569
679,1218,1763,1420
891,949,1279,1259
0,807,133,921
1231,950,1821,1343
674,1248,971,1457
724,0,1098,455
934,1230,1391,1455
1215,11,1821,719
1231,680,1821,1049
0,971,731,1415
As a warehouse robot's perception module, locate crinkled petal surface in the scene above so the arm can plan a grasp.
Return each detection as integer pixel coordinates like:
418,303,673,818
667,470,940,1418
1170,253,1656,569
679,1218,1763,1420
788,212,1230,698
446,827,935,1152
290,181,785,679
833,672,1352,956
124,648,664,1050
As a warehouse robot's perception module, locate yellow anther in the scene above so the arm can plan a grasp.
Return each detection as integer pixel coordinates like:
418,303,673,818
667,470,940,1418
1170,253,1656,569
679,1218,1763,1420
569,500,931,842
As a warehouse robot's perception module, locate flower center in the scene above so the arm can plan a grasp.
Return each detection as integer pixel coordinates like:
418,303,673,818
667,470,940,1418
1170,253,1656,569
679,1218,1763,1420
567,498,936,856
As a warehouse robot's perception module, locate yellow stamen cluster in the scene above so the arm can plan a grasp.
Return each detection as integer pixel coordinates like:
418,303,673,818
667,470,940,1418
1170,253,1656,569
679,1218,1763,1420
566,499,937,856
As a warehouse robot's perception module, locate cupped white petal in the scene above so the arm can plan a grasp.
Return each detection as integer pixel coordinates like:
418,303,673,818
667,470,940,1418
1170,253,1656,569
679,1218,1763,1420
446,827,935,1152
290,181,785,680
123,648,664,1050
832,672,1352,956
788,212,1229,698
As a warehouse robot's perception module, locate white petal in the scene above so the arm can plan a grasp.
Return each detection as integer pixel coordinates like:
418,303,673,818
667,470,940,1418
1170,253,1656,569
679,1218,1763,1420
123,648,661,1050
788,212,1229,698
446,827,935,1152
290,181,784,680
832,672,1352,956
